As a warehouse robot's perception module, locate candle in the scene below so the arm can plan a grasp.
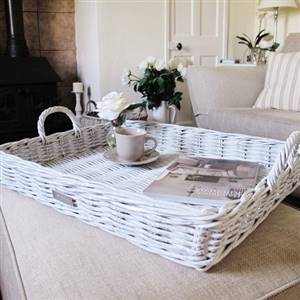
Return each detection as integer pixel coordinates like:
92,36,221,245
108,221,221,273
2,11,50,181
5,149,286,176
73,82,84,93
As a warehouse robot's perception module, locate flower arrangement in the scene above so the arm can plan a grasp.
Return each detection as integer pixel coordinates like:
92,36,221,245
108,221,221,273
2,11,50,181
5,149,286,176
97,92,143,127
121,56,192,110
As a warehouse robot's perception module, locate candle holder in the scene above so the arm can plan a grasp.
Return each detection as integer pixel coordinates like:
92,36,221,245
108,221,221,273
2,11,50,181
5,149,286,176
72,91,83,119
72,82,84,120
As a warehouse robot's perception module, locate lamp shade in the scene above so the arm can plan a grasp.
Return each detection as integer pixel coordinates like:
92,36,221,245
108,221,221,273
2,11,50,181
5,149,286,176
258,0,297,10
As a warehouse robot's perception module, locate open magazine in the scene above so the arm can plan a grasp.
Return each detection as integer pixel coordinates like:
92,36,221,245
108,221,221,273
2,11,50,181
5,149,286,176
144,156,260,206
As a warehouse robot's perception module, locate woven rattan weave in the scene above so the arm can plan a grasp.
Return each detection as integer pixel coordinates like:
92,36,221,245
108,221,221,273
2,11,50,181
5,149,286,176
1,106,299,271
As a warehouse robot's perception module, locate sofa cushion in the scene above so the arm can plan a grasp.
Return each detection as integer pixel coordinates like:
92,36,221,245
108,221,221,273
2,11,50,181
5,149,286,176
187,65,266,116
206,107,300,141
254,52,300,111
1,188,300,300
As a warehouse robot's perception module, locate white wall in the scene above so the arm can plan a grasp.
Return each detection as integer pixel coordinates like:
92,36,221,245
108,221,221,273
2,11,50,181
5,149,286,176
227,0,256,61
75,0,167,109
97,0,166,102
75,0,101,104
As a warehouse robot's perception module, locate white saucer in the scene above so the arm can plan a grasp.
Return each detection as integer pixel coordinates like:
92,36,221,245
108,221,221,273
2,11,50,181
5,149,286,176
103,149,160,166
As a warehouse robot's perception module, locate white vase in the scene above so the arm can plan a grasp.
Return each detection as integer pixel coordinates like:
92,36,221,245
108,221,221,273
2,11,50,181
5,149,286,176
148,101,176,124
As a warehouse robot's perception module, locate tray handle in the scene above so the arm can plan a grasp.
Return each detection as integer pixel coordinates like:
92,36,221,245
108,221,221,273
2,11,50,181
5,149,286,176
85,100,97,114
38,106,81,144
266,131,300,190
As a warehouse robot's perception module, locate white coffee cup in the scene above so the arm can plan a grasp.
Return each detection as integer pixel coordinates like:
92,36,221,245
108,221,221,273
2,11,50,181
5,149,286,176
115,127,157,162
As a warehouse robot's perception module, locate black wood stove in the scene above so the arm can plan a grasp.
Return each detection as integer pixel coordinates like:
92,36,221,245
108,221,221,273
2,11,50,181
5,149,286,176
0,0,68,144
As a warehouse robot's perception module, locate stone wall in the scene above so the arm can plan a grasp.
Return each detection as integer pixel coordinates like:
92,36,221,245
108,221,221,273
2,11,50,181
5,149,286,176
0,0,77,109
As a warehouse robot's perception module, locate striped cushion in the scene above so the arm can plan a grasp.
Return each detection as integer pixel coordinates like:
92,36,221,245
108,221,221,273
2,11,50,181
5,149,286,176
254,52,300,111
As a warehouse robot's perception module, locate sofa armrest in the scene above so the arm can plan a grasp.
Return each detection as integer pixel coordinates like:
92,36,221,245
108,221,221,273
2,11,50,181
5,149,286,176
186,65,267,116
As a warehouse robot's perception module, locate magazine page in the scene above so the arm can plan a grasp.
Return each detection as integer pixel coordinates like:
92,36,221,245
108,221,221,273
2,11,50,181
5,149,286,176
144,156,259,206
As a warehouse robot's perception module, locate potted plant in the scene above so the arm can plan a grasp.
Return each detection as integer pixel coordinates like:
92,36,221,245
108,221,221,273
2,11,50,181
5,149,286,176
122,56,192,123
236,29,279,64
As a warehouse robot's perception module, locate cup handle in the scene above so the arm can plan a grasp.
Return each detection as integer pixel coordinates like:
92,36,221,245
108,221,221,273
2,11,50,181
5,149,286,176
169,105,177,124
144,135,158,156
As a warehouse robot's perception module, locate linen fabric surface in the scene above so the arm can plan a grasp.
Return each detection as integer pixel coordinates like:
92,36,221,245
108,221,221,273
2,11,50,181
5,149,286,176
254,52,300,111
204,107,300,141
1,188,300,300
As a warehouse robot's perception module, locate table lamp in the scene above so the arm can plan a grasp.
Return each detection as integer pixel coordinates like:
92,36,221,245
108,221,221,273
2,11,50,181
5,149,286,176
258,0,297,43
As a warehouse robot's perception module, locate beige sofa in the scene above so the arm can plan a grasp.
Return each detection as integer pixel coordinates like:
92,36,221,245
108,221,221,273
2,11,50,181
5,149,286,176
1,188,300,300
187,33,300,141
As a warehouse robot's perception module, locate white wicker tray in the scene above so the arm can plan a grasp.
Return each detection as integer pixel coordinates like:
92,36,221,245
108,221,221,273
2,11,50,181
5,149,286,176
1,106,300,271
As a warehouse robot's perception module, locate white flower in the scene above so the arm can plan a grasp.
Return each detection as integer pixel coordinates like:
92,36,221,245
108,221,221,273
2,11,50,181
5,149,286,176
168,57,180,69
185,57,194,66
259,33,274,49
154,59,166,71
259,40,273,49
97,92,130,121
177,63,184,72
177,63,187,78
146,56,156,66
138,60,148,71
263,34,274,42
180,67,187,78
121,69,131,85
138,56,160,71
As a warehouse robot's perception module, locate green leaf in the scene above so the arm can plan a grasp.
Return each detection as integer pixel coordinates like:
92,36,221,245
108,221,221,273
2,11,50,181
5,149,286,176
126,102,145,111
238,41,252,49
237,35,252,48
147,100,160,110
269,42,280,51
242,33,252,42
168,92,183,110
157,77,165,94
255,29,266,41
236,36,250,43
116,112,127,126
255,33,270,47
